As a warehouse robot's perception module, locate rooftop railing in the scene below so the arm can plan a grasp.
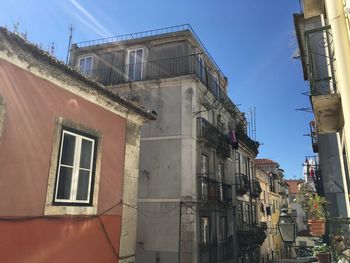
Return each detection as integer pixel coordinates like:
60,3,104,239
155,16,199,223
305,25,337,96
75,24,225,77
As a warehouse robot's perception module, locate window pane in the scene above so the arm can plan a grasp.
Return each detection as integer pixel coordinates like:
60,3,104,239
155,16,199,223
76,169,90,201
61,133,76,166
79,58,85,72
57,166,73,199
80,139,93,169
200,217,210,243
134,50,143,80
128,51,135,80
85,57,92,73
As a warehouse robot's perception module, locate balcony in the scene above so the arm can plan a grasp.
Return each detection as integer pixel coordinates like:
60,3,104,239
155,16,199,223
218,236,233,261
250,180,262,198
197,117,231,157
237,225,266,248
235,173,250,196
197,175,232,204
305,25,342,133
198,242,217,263
236,128,259,155
309,120,318,153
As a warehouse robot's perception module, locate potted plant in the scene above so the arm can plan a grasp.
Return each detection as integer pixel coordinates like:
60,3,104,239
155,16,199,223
306,194,328,236
297,183,328,236
313,244,331,263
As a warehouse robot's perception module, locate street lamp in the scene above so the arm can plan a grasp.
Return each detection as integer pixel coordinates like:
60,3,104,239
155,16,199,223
278,208,297,258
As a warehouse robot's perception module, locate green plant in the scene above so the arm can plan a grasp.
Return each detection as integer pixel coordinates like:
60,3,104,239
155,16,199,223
312,243,330,255
297,183,328,220
308,194,328,220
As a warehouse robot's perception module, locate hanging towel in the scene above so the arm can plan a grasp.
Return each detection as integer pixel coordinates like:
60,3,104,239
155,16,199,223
228,130,239,149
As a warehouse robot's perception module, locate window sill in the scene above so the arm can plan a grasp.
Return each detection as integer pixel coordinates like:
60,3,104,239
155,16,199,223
44,204,97,216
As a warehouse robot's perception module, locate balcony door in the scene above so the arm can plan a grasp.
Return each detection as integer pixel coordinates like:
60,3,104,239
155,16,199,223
127,48,143,81
200,155,209,200
218,163,224,202
200,216,210,263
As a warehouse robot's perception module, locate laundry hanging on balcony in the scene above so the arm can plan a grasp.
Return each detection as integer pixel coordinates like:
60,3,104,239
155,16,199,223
228,129,238,149
304,157,316,191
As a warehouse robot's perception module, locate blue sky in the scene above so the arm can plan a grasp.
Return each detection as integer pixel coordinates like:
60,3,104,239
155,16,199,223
0,0,312,179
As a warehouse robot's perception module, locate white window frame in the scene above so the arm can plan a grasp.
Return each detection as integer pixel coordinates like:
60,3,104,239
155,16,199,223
200,154,209,175
54,129,96,204
198,54,206,82
126,48,144,81
78,56,93,76
44,118,102,216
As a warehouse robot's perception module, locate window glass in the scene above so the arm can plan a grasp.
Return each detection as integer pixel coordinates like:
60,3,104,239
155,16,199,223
219,216,227,240
55,129,95,204
128,49,143,81
200,217,210,244
78,56,93,75
200,154,209,175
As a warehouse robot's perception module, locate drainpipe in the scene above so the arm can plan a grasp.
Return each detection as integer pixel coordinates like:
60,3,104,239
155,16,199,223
324,0,350,217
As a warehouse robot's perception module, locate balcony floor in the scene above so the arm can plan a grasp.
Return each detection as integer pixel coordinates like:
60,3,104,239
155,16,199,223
311,93,343,133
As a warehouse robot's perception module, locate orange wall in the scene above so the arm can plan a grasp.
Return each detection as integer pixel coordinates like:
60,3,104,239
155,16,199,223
0,59,127,262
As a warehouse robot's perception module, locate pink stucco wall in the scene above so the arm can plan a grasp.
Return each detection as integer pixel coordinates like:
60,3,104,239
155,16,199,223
0,59,127,262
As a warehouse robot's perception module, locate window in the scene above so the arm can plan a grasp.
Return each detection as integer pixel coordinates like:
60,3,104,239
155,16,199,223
200,154,209,200
218,163,224,201
217,115,224,132
127,48,143,81
200,217,210,244
200,154,209,175
235,152,240,174
44,118,102,215
212,75,219,97
198,55,206,82
78,56,93,76
219,216,227,241
54,128,97,205
237,203,243,231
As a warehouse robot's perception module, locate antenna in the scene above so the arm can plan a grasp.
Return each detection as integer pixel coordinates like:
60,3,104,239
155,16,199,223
50,42,55,56
253,107,257,141
66,24,74,65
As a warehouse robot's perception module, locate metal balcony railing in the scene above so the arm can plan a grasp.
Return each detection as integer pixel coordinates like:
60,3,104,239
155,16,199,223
197,175,232,204
198,242,217,263
237,225,267,248
197,117,231,157
218,181,232,204
75,24,225,77
305,25,337,96
236,128,259,155
310,120,318,153
250,180,262,198
218,236,233,261
235,173,250,195
197,175,218,201
81,54,249,130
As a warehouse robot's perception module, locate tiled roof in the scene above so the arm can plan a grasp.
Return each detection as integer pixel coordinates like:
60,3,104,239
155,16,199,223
254,158,278,165
285,179,304,194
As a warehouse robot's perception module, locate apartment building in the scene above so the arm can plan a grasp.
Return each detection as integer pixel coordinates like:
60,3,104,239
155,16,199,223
285,179,316,251
293,0,350,218
255,159,288,261
69,24,264,263
0,28,155,263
